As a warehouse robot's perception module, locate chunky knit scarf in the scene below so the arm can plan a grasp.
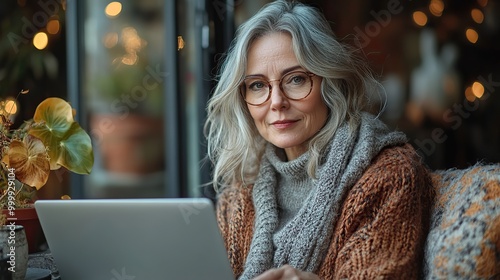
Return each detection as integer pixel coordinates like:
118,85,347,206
239,113,408,279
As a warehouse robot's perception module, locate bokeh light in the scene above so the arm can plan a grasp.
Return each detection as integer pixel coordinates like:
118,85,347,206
465,87,476,102
471,9,484,24
413,11,428,27
118,27,147,65
103,32,119,48
33,32,49,50
466,28,479,43
477,0,488,7
429,0,444,17
472,81,485,98
47,19,60,34
105,2,122,18
4,99,18,115
178,36,185,50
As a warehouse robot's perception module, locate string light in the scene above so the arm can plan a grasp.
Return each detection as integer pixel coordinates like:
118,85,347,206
33,32,49,50
465,87,476,102
466,28,479,43
413,11,428,27
4,99,18,115
429,0,444,17
178,36,185,50
103,32,119,48
477,0,488,7
471,9,484,24
47,19,60,34
472,81,485,98
105,2,122,18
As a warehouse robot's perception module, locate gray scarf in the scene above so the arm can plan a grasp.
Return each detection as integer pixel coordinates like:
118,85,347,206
239,113,407,279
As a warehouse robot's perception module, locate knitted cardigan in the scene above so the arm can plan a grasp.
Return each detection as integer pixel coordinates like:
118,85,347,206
217,143,433,279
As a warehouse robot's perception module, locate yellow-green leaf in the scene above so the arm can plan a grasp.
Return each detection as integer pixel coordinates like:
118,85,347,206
51,122,94,174
29,98,94,173
33,97,74,139
7,135,50,189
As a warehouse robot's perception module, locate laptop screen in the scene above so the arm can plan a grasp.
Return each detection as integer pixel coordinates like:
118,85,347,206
35,198,235,280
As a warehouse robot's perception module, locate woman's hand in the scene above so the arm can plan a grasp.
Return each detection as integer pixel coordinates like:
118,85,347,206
252,265,321,280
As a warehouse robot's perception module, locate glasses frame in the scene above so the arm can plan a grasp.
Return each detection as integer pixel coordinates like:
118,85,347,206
240,70,316,106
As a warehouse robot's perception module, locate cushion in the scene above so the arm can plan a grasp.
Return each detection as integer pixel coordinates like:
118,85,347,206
424,164,500,279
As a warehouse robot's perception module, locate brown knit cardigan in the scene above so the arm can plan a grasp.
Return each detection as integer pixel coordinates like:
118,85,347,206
216,144,434,279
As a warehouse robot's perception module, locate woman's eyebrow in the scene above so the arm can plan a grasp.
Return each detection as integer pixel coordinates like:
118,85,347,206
244,65,304,79
280,65,303,76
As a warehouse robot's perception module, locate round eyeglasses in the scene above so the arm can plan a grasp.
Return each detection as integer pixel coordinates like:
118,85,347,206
240,70,316,106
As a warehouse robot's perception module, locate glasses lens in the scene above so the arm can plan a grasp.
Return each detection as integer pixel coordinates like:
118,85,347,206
281,71,312,100
242,71,313,105
243,77,269,105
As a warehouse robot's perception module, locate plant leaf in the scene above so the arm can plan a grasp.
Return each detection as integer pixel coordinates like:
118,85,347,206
32,97,74,140
7,135,50,189
28,97,94,174
52,122,94,174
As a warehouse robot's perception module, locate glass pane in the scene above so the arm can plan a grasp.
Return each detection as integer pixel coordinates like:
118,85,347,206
81,0,166,198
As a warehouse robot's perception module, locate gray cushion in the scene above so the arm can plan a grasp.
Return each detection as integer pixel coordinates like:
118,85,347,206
424,164,500,279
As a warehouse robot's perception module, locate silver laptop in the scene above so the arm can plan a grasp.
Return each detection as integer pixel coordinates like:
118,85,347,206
34,198,235,280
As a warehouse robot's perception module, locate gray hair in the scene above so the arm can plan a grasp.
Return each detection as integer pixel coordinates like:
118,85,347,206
204,0,380,189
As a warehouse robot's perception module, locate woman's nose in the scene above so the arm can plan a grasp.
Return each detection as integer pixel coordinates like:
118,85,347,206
269,84,289,110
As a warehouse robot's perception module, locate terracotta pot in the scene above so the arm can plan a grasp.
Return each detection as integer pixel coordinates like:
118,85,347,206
1,208,43,254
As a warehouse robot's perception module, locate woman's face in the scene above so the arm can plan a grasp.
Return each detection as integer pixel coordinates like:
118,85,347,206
245,32,328,160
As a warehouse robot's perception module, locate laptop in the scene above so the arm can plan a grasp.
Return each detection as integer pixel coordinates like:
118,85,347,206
34,198,235,280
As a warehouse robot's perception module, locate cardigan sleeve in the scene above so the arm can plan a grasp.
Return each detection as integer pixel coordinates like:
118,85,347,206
321,144,434,279
216,184,255,279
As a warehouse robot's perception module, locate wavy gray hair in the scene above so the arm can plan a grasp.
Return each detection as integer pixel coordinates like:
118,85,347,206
205,0,380,189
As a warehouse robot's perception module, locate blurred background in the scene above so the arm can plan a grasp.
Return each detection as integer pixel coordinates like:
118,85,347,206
0,0,499,199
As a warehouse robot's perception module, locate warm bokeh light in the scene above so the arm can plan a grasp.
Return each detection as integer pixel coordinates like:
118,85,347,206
121,56,137,65
413,11,428,27
103,32,119,48
47,19,60,34
429,0,444,17
33,32,49,50
177,36,185,50
477,0,488,7
471,9,484,24
465,87,476,102
472,81,485,98
117,27,147,65
105,2,122,18
466,28,479,43
4,99,18,115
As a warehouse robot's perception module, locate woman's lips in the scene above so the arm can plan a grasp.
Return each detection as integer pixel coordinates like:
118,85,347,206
271,120,298,129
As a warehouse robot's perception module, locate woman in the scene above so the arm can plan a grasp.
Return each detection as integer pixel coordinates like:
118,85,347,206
205,1,433,279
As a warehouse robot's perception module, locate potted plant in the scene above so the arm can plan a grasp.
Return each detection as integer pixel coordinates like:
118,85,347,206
85,21,165,177
89,63,164,175
0,92,94,254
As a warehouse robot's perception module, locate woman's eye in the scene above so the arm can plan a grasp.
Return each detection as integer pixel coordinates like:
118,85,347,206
249,81,266,91
287,75,306,85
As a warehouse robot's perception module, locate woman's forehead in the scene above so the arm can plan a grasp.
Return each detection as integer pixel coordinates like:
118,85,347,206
246,33,298,77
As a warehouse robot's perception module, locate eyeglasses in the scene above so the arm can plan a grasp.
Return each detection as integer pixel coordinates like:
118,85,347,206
240,70,315,106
